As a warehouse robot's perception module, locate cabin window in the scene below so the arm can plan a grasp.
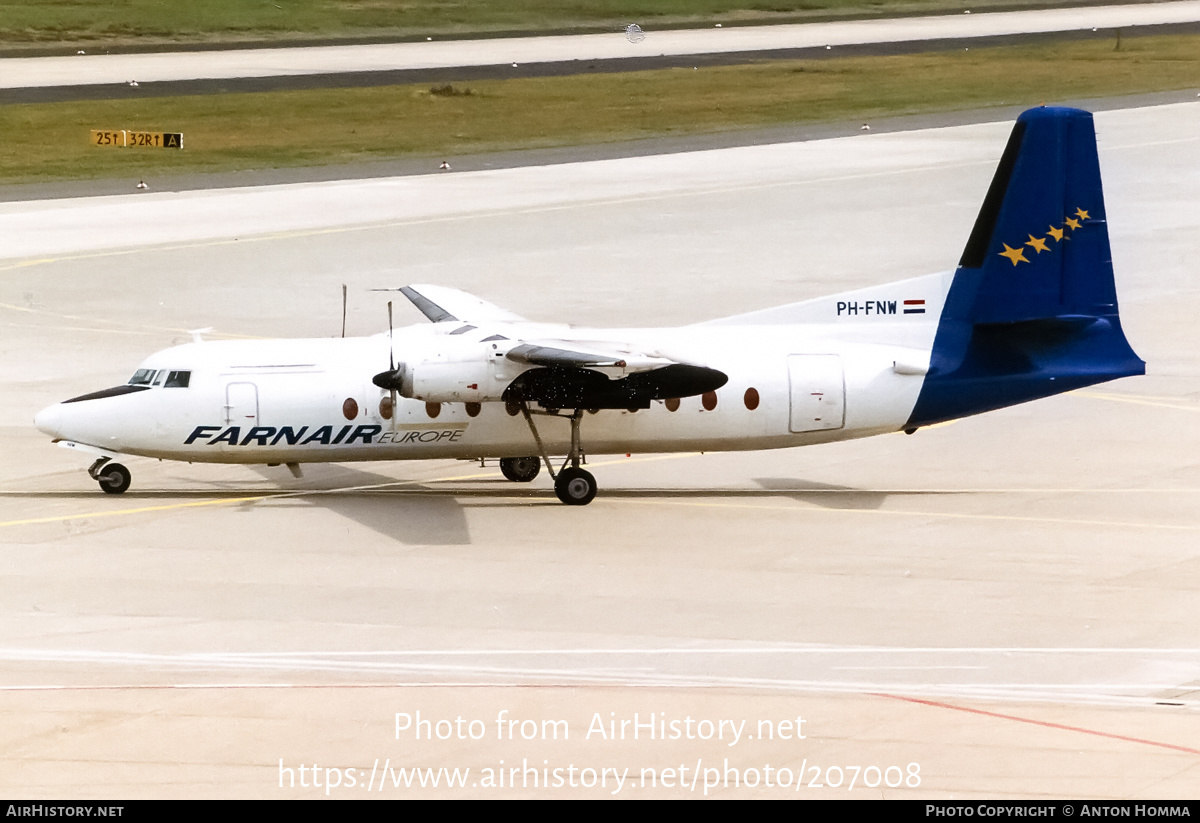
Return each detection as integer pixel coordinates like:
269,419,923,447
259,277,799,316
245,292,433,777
164,370,191,388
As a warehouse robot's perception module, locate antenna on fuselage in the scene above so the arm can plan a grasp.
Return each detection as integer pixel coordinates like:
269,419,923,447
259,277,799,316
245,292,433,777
341,284,348,338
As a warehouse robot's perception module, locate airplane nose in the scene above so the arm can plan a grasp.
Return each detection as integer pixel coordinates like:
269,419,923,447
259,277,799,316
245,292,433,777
34,403,62,438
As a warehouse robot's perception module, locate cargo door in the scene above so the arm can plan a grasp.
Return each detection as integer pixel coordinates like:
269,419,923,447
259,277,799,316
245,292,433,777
787,355,844,433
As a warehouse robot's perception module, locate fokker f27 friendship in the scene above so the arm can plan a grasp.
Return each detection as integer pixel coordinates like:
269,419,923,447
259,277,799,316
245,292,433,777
35,107,1144,505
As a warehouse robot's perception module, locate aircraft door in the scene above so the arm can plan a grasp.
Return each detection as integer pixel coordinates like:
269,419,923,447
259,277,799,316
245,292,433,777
787,355,844,433
225,381,259,425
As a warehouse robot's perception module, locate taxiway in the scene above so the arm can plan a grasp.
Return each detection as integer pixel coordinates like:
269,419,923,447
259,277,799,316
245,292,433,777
0,102,1197,798
3,1,1199,91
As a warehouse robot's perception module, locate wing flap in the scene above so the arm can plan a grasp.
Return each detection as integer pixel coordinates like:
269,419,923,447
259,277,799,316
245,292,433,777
506,342,626,368
505,340,683,373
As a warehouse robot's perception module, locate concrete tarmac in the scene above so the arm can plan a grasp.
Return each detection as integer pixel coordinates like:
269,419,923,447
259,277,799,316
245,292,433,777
0,103,1198,798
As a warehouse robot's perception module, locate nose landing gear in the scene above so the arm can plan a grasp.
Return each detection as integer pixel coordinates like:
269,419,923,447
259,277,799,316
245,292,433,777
88,458,131,495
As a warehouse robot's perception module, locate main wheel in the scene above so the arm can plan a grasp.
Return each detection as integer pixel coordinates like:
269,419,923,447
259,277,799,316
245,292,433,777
554,467,597,506
97,463,131,495
499,456,540,483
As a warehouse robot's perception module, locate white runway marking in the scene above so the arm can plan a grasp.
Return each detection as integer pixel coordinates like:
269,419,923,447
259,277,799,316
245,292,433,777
3,647,1197,708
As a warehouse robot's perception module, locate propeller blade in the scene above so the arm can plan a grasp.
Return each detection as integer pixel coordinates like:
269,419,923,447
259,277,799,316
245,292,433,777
383,299,399,429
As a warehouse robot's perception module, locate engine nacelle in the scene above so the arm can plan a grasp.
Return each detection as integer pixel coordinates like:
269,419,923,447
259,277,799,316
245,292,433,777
402,360,511,403
374,337,519,403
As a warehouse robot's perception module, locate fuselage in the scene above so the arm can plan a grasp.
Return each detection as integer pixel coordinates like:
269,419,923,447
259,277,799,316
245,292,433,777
34,311,940,466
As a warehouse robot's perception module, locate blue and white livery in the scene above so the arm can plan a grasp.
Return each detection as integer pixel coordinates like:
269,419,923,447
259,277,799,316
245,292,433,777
35,107,1144,505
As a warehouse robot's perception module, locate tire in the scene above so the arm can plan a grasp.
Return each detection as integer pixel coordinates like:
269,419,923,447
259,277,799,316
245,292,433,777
499,456,541,483
554,467,597,506
98,463,131,494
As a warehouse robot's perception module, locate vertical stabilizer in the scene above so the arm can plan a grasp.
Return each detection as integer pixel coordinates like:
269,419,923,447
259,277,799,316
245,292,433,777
906,107,1143,428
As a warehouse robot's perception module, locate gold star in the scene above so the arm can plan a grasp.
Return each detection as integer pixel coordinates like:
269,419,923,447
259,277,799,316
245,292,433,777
1047,225,1064,242
1065,217,1081,230
1025,234,1049,253
999,244,1029,266
1074,207,1090,221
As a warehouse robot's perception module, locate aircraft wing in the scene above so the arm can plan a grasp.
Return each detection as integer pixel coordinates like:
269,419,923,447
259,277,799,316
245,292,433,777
400,284,528,324
395,284,728,406
401,285,682,370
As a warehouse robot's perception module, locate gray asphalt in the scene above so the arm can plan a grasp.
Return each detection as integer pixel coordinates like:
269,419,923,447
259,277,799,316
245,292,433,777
5,22,1197,106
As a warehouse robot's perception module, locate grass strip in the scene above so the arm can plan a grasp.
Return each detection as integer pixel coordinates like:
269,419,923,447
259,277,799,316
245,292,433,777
1,33,1197,185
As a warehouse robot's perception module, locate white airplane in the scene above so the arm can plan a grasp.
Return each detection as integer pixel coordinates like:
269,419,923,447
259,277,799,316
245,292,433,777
35,107,1144,505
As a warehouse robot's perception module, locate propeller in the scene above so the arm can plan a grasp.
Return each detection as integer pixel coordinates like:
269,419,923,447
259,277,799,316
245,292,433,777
371,301,406,427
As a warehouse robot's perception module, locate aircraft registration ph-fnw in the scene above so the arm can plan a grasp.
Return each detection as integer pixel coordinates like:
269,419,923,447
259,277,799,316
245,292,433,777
35,107,1144,506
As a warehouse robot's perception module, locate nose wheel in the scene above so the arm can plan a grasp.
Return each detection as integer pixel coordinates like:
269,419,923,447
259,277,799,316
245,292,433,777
88,458,131,495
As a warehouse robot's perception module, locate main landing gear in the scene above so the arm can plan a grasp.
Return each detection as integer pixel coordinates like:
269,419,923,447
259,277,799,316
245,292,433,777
515,403,598,506
499,456,540,483
554,466,597,506
88,457,131,495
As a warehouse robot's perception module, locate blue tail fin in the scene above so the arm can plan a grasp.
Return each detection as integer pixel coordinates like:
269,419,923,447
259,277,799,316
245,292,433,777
906,107,1144,428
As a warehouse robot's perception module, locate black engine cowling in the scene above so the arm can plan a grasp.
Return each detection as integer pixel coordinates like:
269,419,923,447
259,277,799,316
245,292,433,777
502,364,727,410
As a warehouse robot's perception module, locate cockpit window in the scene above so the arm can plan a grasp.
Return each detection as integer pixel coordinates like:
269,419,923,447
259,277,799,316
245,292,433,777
129,368,190,388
